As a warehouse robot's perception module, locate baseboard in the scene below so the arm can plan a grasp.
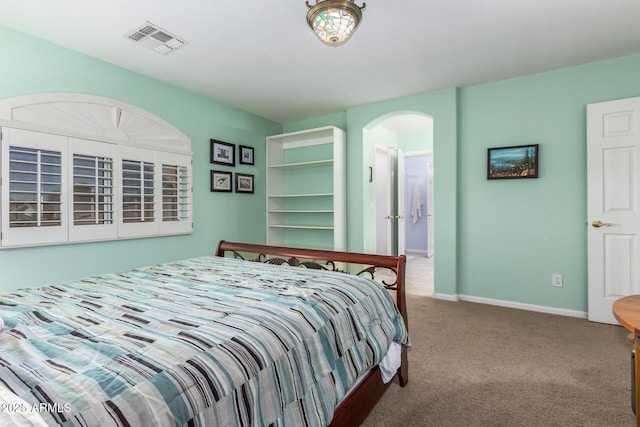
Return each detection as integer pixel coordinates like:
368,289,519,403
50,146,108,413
406,249,427,255
458,294,588,319
429,292,587,319
433,293,459,302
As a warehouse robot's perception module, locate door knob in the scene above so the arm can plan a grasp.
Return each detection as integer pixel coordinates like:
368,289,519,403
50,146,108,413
592,220,613,228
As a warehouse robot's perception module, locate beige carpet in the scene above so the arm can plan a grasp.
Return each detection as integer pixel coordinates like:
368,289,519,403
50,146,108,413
362,295,635,426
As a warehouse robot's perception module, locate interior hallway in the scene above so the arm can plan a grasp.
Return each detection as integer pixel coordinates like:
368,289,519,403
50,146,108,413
404,252,433,297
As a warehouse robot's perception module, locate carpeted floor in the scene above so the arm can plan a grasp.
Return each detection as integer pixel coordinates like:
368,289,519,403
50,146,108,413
362,295,635,426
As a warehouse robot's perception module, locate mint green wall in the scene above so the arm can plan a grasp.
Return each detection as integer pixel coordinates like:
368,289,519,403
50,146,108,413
0,26,281,289
457,54,640,312
348,91,459,296
285,89,459,297
4,23,640,314
284,54,640,314
282,112,347,134
399,130,433,153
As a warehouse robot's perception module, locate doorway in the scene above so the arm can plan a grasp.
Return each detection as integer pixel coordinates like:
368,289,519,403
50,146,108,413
364,112,434,295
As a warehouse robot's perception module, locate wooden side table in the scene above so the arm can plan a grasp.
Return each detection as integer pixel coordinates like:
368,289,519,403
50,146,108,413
612,295,640,427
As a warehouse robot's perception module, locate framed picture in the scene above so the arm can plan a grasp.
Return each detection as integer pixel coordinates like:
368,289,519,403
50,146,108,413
235,173,254,194
211,170,232,192
210,139,235,166
239,145,255,165
487,144,539,180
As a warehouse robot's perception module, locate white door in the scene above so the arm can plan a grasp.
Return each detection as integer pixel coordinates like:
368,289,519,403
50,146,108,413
587,96,640,324
396,149,406,256
386,148,394,255
374,146,406,256
426,157,434,258
375,146,392,255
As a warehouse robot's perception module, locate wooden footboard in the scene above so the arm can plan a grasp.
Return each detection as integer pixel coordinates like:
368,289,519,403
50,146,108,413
215,240,409,426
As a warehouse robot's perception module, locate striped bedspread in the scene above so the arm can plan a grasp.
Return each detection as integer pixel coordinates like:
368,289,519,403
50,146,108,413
0,256,409,426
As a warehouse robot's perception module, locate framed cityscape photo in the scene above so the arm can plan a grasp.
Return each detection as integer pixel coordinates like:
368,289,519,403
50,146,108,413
211,170,232,192
210,139,235,166
235,173,254,194
239,145,255,165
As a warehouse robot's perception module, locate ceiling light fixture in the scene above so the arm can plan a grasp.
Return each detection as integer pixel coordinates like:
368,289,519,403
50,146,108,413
306,0,366,47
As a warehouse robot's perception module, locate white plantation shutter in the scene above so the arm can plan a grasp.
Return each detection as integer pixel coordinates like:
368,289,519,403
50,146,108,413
159,152,191,234
0,94,192,248
73,154,113,225
1,128,192,247
1,128,68,246
162,164,180,222
10,147,63,227
118,146,158,238
122,159,155,223
177,167,190,221
68,138,117,242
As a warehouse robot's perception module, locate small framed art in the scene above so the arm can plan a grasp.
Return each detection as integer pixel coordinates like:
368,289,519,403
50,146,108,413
211,170,232,192
235,173,254,194
239,145,255,165
210,139,235,166
487,144,539,180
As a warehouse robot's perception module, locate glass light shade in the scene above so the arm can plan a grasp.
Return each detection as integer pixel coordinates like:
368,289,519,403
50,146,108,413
306,0,366,46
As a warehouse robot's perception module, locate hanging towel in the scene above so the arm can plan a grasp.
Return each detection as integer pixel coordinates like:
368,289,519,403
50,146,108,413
411,184,423,224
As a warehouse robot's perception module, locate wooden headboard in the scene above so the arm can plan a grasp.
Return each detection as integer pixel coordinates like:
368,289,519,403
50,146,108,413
215,240,408,331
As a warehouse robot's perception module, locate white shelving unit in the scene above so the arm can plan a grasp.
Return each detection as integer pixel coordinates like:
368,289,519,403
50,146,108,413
266,126,346,251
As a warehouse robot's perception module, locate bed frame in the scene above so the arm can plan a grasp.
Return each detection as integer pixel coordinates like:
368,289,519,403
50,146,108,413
215,241,409,427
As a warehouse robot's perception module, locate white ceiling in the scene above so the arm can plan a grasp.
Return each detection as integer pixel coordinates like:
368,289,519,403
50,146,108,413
1,0,640,125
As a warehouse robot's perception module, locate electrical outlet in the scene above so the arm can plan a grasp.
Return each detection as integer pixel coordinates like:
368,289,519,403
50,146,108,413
552,273,563,288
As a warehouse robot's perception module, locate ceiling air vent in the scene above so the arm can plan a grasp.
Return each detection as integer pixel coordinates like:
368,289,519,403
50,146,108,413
127,22,186,55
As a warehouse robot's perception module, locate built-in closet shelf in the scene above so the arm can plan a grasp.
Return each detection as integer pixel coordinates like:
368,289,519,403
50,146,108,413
268,225,335,230
271,243,334,251
268,210,334,213
267,159,333,169
268,193,333,198
266,125,346,251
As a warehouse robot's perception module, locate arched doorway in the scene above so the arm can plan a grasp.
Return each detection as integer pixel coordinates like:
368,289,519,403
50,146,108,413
362,112,434,296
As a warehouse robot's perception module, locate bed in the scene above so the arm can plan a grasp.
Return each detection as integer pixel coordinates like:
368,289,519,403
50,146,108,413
0,241,409,426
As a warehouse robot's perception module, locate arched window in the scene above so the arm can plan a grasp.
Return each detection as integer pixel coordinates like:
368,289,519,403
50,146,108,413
0,94,192,248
